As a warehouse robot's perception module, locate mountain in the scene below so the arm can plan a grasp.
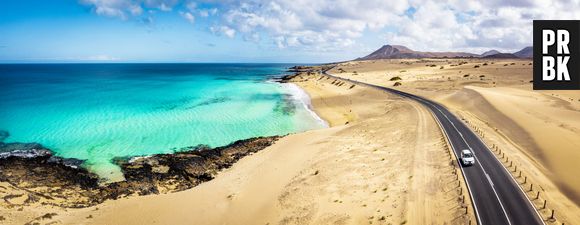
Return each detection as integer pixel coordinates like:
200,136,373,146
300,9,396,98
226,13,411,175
483,53,518,58
481,50,501,57
358,45,533,60
357,45,479,60
513,46,533,58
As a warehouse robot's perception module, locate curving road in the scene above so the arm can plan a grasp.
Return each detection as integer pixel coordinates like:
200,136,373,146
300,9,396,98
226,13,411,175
321,69,544,225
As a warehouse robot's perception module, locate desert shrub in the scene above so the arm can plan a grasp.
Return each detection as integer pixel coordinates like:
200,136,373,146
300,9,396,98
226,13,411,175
440,66,444,69
430,64,437,67
479,75,485,78
390,76,402,81
474,65,480,68
399,70,407,73
463,74,470,77
393,82,402,86
482,63,488,66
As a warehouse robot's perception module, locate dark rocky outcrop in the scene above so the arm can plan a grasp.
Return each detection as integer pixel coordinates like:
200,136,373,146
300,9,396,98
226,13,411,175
0,136,280,208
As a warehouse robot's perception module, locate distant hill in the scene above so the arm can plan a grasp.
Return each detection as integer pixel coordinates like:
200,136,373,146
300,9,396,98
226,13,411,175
357,45,479,60
357,44,533,60
513,46,533,58
483,53,518,58
481,50,501,57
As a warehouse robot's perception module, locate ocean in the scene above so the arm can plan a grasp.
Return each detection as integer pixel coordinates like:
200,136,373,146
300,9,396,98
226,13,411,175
0,63,326,181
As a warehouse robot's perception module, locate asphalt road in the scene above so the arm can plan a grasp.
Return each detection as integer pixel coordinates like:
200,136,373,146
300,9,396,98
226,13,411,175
321,70,544,225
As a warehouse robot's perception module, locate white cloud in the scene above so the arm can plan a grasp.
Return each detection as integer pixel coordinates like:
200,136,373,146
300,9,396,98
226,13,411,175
199,8,217,17
210,26,236,38
80,0,580,54
180,11,195,24
185,1,196,11
81,0,178,19
81,0,139,19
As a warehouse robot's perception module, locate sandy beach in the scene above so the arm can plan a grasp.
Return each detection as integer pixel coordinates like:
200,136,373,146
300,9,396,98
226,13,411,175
1,69,475,224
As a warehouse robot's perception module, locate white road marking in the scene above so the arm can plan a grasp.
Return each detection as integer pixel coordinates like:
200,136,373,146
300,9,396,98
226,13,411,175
486,173,494,186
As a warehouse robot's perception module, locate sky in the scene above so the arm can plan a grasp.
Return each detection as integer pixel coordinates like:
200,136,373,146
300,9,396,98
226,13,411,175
1,0,579,63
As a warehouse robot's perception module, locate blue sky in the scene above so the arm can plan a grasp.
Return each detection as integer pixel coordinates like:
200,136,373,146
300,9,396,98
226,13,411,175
0,1,307,63
0,0,576,63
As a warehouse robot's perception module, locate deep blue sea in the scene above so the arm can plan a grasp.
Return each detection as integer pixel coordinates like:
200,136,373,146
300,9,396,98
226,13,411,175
0,63,326,180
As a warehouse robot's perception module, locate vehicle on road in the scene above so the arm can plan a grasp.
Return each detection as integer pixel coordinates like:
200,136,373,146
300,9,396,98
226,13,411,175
460,149,475,166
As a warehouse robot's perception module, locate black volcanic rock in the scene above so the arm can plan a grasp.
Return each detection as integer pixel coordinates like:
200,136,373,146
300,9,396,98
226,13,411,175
513,46,533,58
0,136,281,208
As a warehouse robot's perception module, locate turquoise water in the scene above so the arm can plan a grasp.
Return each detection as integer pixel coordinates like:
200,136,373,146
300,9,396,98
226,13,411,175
0,64,326,180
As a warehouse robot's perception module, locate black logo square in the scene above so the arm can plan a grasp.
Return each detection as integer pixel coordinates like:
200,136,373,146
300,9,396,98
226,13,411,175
533,20,580,90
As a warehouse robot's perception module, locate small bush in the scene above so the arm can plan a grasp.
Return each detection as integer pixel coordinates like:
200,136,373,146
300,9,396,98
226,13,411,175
474,65,480,68
399,70,407,73
393,82,402,86
463,74,470,77
482,63,488,66
390,76,402,81
440,66,444,69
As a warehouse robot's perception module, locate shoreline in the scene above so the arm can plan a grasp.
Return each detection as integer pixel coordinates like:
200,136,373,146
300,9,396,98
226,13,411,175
3,65,472,225
0,69,327,211
279,81,330,128
44,68,468,225
0,72,327,180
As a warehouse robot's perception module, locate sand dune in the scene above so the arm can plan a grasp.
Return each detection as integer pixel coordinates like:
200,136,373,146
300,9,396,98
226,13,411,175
328,58,580,224
445,86,580,199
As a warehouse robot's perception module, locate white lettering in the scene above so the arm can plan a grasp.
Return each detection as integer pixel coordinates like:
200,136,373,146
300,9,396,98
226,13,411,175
557,56,571,81
543,57,555,81
543,30,555,54
557,30,570,54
